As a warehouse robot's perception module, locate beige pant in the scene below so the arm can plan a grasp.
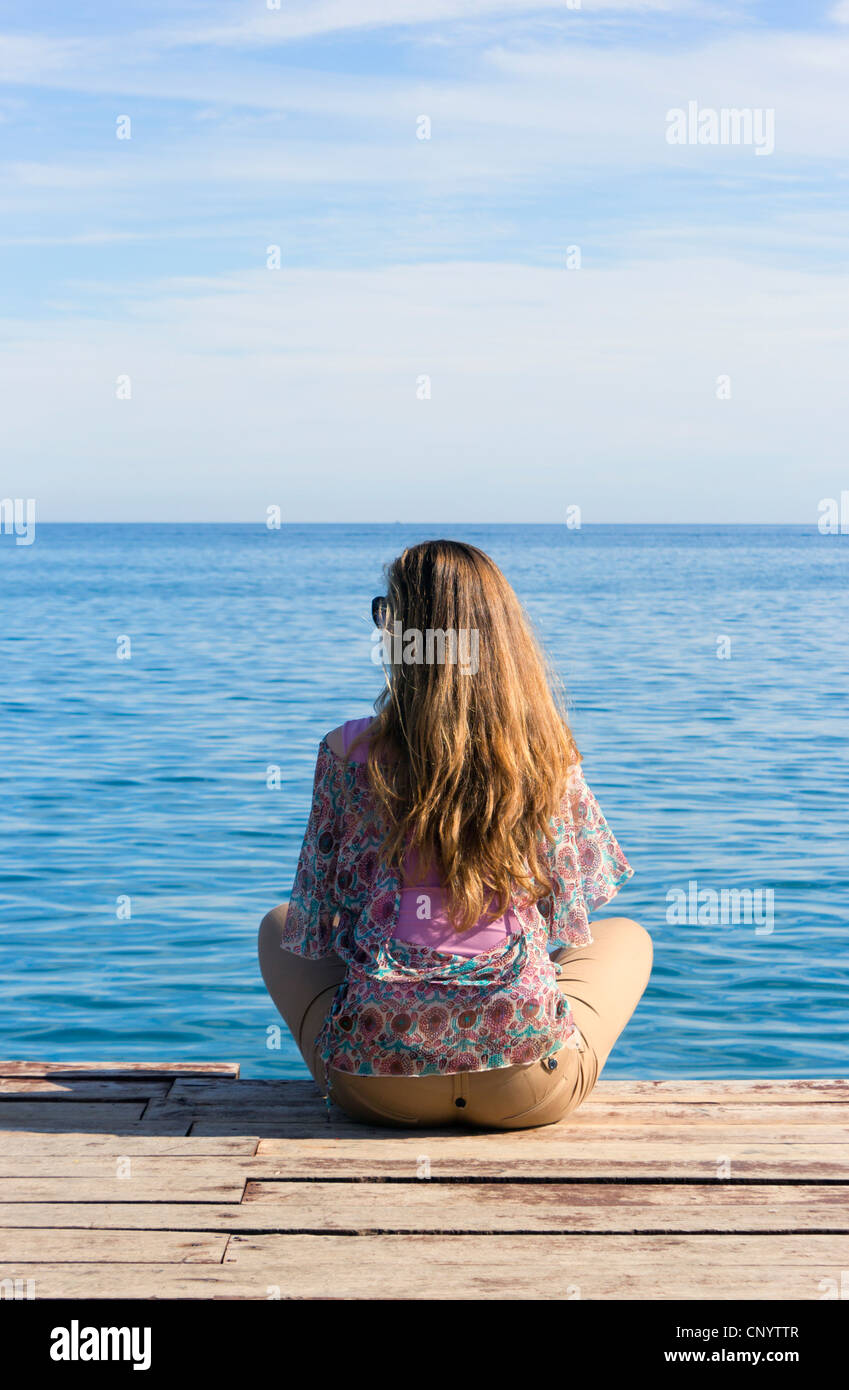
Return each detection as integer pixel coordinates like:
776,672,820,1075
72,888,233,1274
258,908,652,1130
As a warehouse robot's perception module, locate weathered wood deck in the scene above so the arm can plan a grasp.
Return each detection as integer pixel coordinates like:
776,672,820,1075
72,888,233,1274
1,1061,847,1300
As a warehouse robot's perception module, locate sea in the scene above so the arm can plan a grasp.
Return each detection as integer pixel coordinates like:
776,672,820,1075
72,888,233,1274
1,523,847,1078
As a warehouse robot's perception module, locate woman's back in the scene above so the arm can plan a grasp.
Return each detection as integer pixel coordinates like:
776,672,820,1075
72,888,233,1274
334,716,519,958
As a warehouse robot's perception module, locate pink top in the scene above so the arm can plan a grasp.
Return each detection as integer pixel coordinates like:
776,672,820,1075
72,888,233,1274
340,716,519,958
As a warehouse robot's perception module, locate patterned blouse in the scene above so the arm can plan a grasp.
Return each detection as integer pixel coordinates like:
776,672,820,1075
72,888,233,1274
281,729,634,1111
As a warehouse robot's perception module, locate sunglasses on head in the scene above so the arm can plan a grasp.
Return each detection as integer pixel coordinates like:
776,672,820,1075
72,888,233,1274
372,595,389,627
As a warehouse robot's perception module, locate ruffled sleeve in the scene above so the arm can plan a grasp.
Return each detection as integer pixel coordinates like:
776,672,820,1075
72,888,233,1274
280,739,344,958
544,761,634,951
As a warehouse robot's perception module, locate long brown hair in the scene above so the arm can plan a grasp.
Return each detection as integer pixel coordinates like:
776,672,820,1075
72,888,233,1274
349,540,581,933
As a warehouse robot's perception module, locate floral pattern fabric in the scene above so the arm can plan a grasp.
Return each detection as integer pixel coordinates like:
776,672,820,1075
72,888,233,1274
282,735,633,1107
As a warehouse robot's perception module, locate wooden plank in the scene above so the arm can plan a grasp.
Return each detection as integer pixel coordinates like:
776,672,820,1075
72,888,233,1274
4,1183,847,1233
0,1080,173,1100
0,1204,261,1231
179,1116,849,1144
0,1133,257,1157
217,1232,849,1300
227,1231,849,1265
580,1080,849,1103
0,1124,192,1140
0,1176,247,1202
178,1111,849,1138
239,1180,849,1233
182,1117,844,1150
0,1061,240,1079
556,1102,849,1127
155,1080,318,1103
3,1258,839,1300
0,1157,258,1179
250,1128,849,1153
323,1100,849,1128
247,1142,849,1179
4,1141,846,1186
248,1131,849,1156
0,1103,146,1129
0,1230,229,1263
4,1144,848,1180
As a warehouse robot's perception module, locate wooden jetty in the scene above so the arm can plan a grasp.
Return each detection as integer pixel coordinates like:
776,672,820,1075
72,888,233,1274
1,1061,847,1300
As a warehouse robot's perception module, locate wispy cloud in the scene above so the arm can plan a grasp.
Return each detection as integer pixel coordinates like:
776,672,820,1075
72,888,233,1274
152,0,696,49
1,1,846,519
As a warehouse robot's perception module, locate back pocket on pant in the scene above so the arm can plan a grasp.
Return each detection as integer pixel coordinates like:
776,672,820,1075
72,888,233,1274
328,1071,437,1126
478,1056,575,1122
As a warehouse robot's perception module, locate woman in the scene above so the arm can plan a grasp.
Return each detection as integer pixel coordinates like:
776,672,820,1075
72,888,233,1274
259,539,652,1129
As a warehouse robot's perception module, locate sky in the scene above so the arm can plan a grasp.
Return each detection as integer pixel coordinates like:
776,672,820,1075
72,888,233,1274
1,0,848,522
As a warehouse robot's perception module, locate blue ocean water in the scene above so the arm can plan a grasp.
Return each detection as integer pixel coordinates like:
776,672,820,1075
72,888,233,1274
1,523,847,1079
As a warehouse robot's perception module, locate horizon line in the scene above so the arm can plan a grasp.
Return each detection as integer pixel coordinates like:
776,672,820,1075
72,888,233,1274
19,520,825,528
